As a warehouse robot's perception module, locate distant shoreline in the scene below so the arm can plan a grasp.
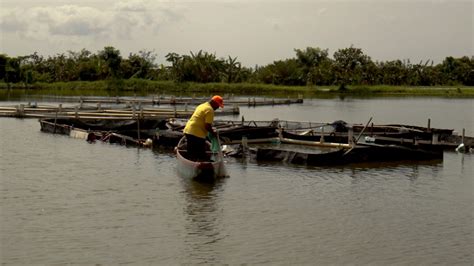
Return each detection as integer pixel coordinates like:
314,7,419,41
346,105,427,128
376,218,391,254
1,80,473,98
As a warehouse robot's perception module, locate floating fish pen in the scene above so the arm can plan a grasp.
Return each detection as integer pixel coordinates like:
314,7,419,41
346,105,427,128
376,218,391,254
36,114,471,166
0,102,239,119
250,143,443,166
39,118,158,147
34,95,304,107
157,118,472,151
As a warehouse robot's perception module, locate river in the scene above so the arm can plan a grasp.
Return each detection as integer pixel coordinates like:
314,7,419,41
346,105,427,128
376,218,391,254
1,96,473,264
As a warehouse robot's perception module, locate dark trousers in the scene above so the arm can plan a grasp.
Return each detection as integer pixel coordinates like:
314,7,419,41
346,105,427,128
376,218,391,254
185,134,206,161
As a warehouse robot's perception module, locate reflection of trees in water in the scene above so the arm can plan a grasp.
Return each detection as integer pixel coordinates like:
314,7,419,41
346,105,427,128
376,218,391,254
181,179,227,264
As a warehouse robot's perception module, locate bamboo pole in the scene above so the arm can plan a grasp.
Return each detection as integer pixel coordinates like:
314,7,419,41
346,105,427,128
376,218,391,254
53,109,58,134
137,117,141,143
280,138,350,148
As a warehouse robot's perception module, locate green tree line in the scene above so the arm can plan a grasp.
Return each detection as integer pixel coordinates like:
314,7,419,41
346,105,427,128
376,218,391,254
1,46,473,87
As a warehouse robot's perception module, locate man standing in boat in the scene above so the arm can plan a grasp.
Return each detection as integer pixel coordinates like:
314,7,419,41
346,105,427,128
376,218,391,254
183,95,224,161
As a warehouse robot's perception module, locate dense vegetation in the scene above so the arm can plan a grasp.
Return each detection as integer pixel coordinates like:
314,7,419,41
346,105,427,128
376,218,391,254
1,46,473,90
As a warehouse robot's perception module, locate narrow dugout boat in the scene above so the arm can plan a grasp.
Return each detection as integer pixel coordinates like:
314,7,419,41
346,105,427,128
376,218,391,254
175,136,228,182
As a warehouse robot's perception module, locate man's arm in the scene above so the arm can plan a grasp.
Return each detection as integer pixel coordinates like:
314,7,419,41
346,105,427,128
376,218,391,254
205,123,216,137
204,107,216,137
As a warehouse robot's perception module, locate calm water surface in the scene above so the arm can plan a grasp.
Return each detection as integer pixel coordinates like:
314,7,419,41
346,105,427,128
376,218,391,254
1,97,473,264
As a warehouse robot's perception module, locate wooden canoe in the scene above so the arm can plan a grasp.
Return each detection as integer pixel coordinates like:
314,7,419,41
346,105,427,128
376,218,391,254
175,136,227,182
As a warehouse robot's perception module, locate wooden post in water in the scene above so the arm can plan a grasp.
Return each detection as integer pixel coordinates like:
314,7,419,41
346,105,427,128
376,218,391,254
16,104,25,117
242,136,248,153
137,116,141,145
462,128,465,144
233,104,239,115
432,133,439,145
427,118,431,132
348,127,354,147
320,125,325,143
53,109,58,134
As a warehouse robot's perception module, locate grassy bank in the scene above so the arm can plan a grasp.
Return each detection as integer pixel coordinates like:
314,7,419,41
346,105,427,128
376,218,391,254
1,79,473,98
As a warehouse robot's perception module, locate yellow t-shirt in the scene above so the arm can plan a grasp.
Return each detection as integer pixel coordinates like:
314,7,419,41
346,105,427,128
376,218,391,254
183,102,214,138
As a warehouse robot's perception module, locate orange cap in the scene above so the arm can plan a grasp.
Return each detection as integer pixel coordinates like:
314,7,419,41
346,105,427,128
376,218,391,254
211,95,224,108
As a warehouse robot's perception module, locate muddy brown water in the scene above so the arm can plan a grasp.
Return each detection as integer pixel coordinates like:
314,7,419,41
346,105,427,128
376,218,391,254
1,97,473,264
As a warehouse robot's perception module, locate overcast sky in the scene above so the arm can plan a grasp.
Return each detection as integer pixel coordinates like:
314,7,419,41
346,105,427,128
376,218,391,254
0,0,472,67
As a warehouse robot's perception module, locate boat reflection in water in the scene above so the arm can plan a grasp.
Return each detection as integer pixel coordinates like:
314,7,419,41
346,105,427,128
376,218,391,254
180,178,227,264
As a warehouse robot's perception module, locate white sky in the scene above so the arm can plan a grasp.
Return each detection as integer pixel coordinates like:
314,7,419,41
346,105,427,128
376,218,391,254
0,0,472,67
